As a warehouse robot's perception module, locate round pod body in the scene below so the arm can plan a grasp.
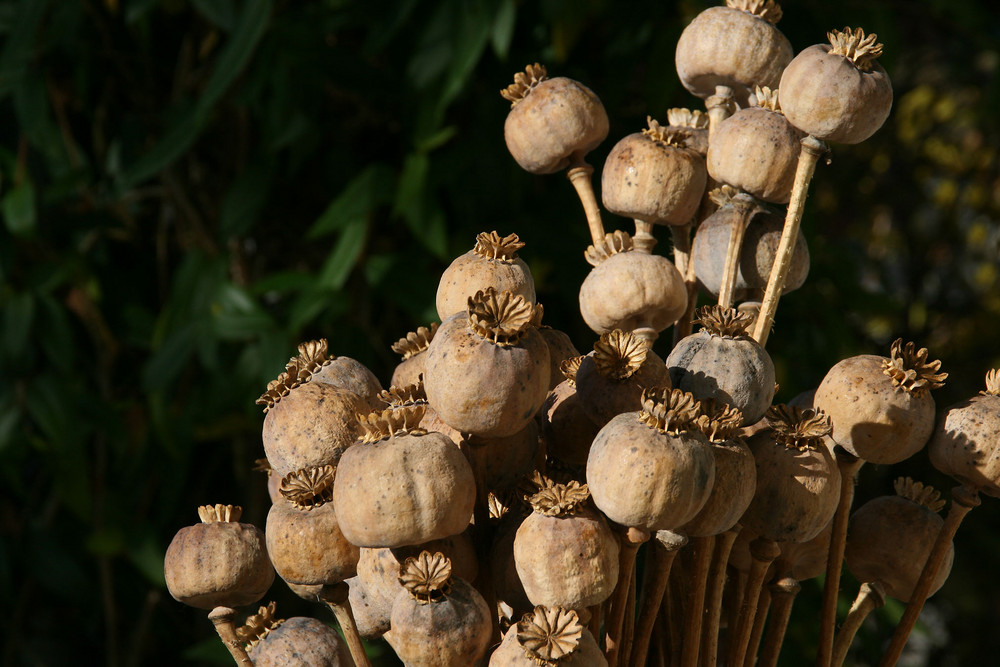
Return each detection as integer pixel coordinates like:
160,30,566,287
775,519,832,582
707,94,804,204
390,323,438,390
503,66,609,174
541,378,602,467
463,421,541,493
692,200,810,298
513,482,619,610
928,372,1000,497
164,505,274,610
310,356,383,413
779,29,892,144
813,340,945,464
539,326,582,391
587,389,715,531
489,607,607,667
665,107,711,156
436,232,535,321
491,506,533,621
249,616,352,667
666,307,775,425
675,3,792,105
579,234,687,335
601,121,707,225
742,407,841,543
333,408,475,548
845,479,953,601
346,576,389,639
423,289,550,438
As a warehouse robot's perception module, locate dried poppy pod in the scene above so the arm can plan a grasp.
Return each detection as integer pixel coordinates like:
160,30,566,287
332,405,476,548
707,87,805,204
779,27,892,144
390,323,438,389
666,306,776,425
743,406,841,543
578,231,687,336
513,480,620,610
387,552,492,666
587,388,715,531
292,339,384,413
541,359,601,467
814,338,946,464
489,606,607,666
423,287,550,437
929,369,1000,497
502,63,609,175
266,465,359,586
164,504,274,610
775,518,832,582
691,187,810,298
601,118,707,227
575,329,669,428
436,231,535,321
675,0,792,106
845,477,954,602
682,401,756,537
666,107,710,156
258,353,367,476
538,326,582,391
489,489,536,622
240,602,353,666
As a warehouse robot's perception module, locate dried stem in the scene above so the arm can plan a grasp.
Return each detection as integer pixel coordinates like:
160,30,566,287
706,85,736,144
672,221,693,277
878,485,980,667
633,219,657,253
816,450,864,667
718,194,757,308
567,160,606,247
743,586,771,667
622,565,638,664
727,536,781,667
605,527,650,667
758,577,801,667
679,535,715,667
701,526,741,667
832,582,885,667
208,607,253,667
752,135,826,346
319,583,373,667
629,531,688,667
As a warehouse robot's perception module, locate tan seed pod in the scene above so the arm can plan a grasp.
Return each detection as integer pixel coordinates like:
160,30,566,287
489,606,607,666
436,232,535,321
243,604,353,667
390,323,439,389
538,326,582,391
928,369,1000,496
541,379,602,467
666,107,710,155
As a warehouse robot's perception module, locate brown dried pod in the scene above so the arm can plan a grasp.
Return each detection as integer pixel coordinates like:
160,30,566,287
675,0,792,105
578,232,687,335
255,458,283,504
706,87,805,204
423,288,550,437
541,379,602,467
242,603,352,666
691,194,809,298
813,339,946,464
502,64,609,174
666,306,776,425
387,552,493,666
489,606,607,666
779,27,893,144
601,118,708,226
845,477,953,602
574,329,669,428
538,326,582,391
332,405,476,547
775,518,832,582
164,505,274,610
436,232,536,320
513,480,620,609
266,466,359,586
390,323,439,389
929,369,1000,497
742,406,841,543
259,357,367,476
291,339,384,413
464,421,542,493
666,107,710,155
587,388,716,531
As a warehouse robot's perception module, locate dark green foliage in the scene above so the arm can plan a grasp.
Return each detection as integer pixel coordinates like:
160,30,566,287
0,0,997,664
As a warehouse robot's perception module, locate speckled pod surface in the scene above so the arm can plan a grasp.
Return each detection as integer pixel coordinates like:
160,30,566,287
929,392,1000,497
435,250,535,321
488,622,607,666
578,251,687,334
249,616,353,666
310,356,384,413
681,437,756,537
265,498,359,586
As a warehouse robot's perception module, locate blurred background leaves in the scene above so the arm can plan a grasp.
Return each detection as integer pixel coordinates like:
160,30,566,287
0,0,997,664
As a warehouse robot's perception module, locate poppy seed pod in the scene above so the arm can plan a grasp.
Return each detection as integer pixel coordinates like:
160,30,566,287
240,602,353,666
436,231,535,321
390,323,438,389
929,369,1000,497
489,606,607,666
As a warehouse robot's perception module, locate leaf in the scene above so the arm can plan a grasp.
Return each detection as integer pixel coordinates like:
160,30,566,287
192,0,237,32
491,0,516,59
0,0,48,100
441,3,492,105
3,290,35,356
219,159,274,237
142,322,201,392
127,531,167,588
307,163,394,239
316,216,368,290
1,179,35,236
415,125,457,153
393,152,429,221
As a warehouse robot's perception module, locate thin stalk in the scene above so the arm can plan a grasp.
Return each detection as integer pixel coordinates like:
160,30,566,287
622,565,638,665
672,221,693,277
706,85,735,145
701,526,741,667
878,485,980,667
630,531,688,667
758,577,801,667
743,586,771,667
606,527,651,667
465,441,501,642
751,135,827,347
816,450,864,667
320,582,373,667
680,535,716,667
567,160,606,247
589,604,603,647
832,582,885,667
208,607,253,667
717,194,757,309
672,222,701,347
634,219,657,253
727,537,781,667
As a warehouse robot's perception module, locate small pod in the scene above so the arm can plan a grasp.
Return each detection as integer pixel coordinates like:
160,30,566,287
390,323,438,389
489,606,607,666
436,232,535,321
295,339,384,413
541,360,602,467
240,603,352,667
